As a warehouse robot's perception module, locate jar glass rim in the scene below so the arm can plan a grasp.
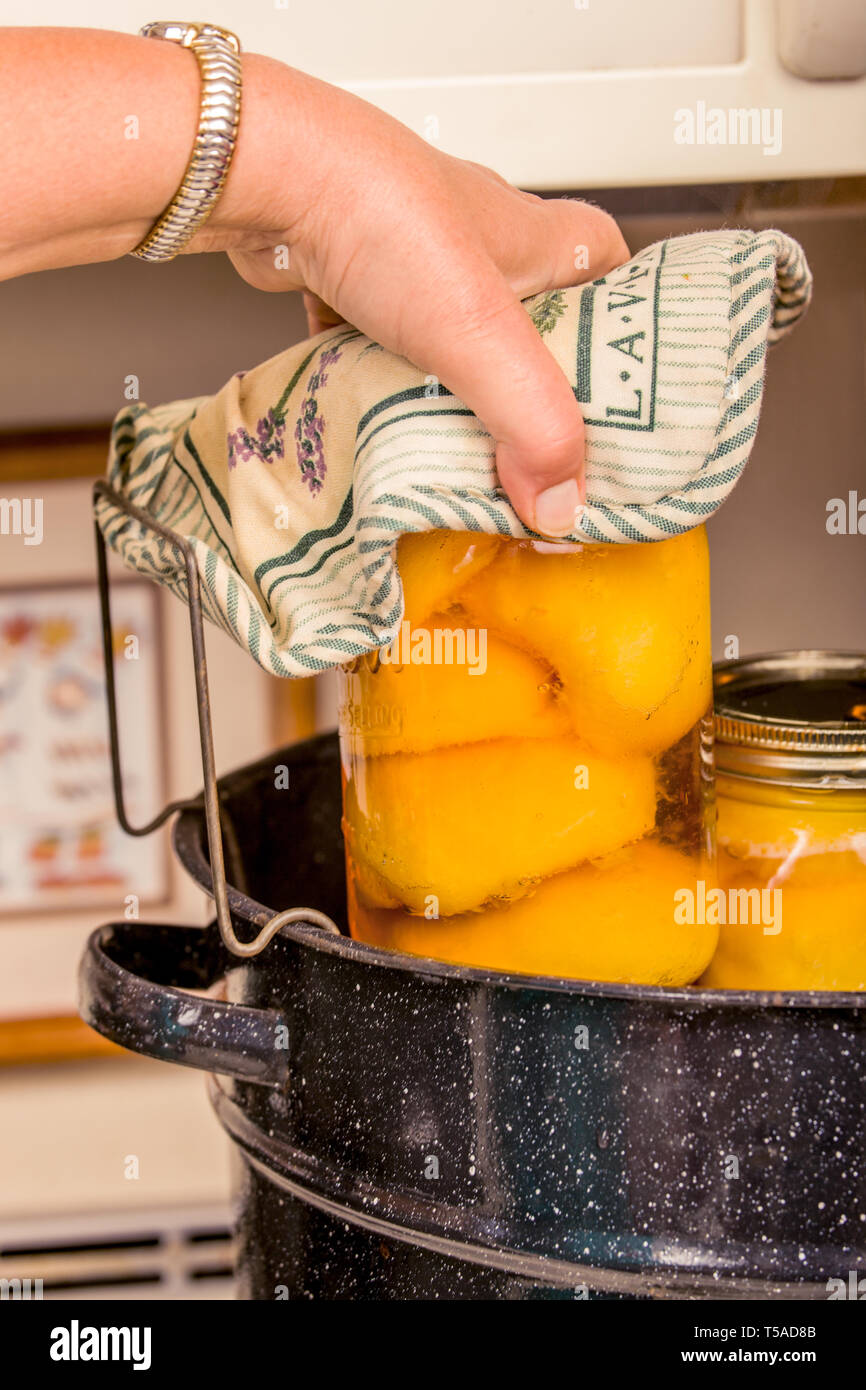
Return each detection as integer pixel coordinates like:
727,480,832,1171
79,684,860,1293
713,650,866,786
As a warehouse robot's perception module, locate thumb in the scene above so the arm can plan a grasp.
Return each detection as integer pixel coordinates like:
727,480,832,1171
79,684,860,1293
402,262,585,539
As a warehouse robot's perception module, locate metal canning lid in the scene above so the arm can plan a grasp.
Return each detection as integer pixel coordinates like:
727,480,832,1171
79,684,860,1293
713,650,866,788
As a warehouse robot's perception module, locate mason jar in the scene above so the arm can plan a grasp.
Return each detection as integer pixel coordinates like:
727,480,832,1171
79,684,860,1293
337,526,716,986
703,651,866,991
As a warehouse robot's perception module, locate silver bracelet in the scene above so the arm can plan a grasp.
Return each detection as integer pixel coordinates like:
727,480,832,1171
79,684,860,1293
129,21,242,262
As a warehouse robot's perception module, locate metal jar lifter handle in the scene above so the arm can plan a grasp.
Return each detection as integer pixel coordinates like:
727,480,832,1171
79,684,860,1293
93,480,340,958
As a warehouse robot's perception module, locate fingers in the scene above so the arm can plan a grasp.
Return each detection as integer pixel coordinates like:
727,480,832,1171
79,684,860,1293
391,192,629,533
411,192,624,535
397,255,586,537
456,163,629,297
530,196,630,290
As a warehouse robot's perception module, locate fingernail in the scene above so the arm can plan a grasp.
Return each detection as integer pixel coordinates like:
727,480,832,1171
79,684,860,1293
534,478,581,538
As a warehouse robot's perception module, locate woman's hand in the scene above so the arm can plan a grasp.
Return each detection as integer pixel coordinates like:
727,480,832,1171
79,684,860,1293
214,60,629,536
0,32,628,535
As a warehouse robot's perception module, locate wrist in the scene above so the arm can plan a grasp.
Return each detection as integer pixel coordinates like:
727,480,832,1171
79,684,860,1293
188,53,320,255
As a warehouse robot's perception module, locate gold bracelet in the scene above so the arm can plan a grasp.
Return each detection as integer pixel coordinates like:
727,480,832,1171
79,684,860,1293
129,21,242,262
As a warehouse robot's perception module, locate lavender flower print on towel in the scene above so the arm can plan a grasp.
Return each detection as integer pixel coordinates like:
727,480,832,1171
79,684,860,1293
227,407,286,470
294,345,342,495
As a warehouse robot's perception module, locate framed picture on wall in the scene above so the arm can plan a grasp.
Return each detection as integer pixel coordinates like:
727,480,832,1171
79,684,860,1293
0,578,169,916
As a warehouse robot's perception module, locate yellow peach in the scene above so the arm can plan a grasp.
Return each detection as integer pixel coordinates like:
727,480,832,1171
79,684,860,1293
459,528,712,756
702,783,866,989
342,736,656,916
349,838,717,987
339,615,568,756
716,782,866,885
701,871,866,991
350,854,404,911
396,530,501,626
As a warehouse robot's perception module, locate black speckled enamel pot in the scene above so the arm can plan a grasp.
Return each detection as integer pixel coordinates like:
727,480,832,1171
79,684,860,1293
80,734,865,1300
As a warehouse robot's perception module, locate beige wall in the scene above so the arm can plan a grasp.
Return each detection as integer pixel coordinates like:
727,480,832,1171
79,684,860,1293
4,2,865,188
0,252,309,429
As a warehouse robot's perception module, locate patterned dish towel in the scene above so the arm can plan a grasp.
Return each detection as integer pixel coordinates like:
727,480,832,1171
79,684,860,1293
97,228,811,676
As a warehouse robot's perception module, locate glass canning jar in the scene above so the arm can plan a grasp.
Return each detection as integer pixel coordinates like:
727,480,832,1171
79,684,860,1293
703,651,866,991
337,526,716,986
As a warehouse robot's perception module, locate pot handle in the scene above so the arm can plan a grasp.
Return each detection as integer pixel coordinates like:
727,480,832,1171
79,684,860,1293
79,920,290,1086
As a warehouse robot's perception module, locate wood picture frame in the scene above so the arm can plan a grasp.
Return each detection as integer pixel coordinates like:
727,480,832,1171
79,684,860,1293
0,424,112,485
